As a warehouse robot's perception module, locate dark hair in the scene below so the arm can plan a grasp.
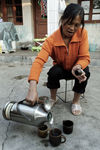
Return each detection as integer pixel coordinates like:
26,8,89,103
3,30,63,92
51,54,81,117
59,3,84,30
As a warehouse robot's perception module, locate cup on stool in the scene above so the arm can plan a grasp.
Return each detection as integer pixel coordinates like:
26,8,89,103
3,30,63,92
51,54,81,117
49,128,66,147
38,124,48,138
63,120,74,134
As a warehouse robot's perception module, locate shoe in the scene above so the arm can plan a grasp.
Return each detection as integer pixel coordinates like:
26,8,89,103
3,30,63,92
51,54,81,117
71,103,82,116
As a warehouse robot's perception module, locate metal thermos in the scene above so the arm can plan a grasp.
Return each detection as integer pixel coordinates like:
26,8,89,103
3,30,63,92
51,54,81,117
2,100,53,127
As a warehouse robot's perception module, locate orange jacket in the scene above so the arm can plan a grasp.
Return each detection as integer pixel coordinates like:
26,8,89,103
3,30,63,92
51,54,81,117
28,27,90,83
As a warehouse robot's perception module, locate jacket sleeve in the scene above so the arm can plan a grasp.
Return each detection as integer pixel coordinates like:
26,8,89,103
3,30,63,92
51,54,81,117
28,39,53,83
75,29,90,69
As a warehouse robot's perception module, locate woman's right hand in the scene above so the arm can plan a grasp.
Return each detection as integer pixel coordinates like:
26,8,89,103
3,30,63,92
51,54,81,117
25,80,39,105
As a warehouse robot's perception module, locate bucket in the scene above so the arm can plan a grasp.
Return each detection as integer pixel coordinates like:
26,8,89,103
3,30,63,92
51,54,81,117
0,40,6,53
89,43,97,52
12,41,16,51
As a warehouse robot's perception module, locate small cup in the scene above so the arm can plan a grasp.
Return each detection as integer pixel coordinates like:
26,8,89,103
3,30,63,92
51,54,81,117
49,128,66,147
63,120,74,134
38,124,48,138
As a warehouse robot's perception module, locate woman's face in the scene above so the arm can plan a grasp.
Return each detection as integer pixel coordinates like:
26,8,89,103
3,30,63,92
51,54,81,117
61,15,81,38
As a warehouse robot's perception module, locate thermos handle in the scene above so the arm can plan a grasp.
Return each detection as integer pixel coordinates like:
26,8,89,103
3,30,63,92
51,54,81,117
18,99,32,106
18,99,44,105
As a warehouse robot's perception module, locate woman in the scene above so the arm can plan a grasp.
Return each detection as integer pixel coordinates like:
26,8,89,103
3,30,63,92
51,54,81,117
26,3,90,115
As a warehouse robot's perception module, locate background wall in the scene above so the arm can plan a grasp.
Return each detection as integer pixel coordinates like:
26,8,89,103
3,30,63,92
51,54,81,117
85,24,100,50
47,0,59,35
15,0,34,43
13,0,100,50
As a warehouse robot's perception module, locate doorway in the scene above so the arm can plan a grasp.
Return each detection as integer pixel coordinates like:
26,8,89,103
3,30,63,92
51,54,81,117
33,0,47,38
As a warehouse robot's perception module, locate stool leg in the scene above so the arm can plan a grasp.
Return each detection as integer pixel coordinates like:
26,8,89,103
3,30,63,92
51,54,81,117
65,80,67,102
56,80,73,103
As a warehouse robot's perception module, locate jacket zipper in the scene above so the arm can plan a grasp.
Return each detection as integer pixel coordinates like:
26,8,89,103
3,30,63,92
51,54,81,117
66,46,69,55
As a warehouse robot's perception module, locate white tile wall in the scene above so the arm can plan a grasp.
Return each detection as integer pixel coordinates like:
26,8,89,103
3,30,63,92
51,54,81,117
86,24,100,50
48,0,55,11
47,0,59,35
48,11,56,23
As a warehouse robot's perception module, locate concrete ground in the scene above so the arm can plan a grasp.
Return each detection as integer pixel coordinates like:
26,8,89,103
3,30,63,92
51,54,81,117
0,50,100,150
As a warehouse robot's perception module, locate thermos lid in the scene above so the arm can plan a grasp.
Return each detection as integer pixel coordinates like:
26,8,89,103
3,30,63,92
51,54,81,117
2,101,15,120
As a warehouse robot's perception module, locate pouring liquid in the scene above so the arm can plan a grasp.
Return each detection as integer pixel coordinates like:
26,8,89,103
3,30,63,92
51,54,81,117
49,117,57,136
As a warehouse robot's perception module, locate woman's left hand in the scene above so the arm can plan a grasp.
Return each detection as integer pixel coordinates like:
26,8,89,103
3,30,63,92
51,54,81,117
72,65,87,83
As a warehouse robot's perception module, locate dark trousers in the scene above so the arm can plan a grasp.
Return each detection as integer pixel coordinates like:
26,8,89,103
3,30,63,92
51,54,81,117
47,64,90,94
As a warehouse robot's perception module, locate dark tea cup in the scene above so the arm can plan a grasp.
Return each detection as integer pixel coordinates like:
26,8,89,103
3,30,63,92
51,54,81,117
63,120,74,134
49,128,66,147
38,124,48,138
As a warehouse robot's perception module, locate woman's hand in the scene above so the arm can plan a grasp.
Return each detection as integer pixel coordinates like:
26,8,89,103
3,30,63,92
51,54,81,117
25,80,39,105
72,65,87,83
